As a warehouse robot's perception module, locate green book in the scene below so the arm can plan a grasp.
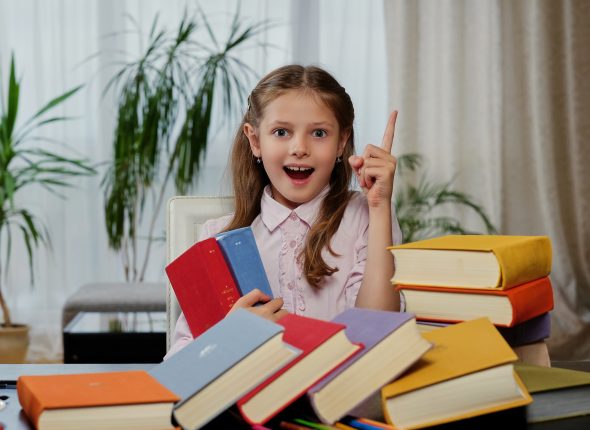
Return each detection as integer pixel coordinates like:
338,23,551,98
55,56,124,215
515,363,590,423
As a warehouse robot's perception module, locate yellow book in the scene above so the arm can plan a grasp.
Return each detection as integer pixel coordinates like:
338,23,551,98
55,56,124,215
389,235,551,290
381,318,532,429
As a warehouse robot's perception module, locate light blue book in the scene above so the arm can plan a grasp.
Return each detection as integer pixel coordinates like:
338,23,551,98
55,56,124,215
215,226,273,298
149,309,300,430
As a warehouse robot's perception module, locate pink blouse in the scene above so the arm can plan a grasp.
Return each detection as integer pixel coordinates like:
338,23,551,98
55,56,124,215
166,186,403,357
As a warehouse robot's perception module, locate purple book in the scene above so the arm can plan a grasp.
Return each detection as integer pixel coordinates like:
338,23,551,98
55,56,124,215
497,312,551,346
306,309,432,424
417,313,551,347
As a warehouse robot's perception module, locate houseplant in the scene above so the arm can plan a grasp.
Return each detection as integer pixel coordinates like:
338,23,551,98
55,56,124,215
0,54,96,362
102,8,269,282
395,153,497,242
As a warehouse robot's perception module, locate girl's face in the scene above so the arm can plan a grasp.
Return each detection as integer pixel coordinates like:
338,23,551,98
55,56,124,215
244,90,349,209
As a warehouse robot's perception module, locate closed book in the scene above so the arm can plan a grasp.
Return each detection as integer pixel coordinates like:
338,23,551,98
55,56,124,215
307,309,432,424
17,370,179,430
397,276,554,326
515,363,590,423
216,226,273,297
165,237,240,337
381,318,532,429
238,314,363,425
150,309,300,430
389,235,552,290
417,312,552,347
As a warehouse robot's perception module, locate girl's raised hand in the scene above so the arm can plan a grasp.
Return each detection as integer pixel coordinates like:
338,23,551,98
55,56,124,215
348,111,398,208
229,289,288,322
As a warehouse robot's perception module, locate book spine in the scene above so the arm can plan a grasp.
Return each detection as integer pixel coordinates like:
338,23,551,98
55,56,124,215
508,277,554,326
495,237,552,289
16,378,43,428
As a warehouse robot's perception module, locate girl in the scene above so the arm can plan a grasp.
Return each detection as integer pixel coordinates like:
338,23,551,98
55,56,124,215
167,65,402,356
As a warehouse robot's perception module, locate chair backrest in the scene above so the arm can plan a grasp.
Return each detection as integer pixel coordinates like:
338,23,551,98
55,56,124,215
166,195,234,351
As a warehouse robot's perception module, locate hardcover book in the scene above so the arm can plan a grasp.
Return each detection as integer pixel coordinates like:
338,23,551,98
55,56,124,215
381,318,532,429
417,312,552,347
307,309,432,424
389,235,552,290
397,276,554,326
17,370,179,430
149,309,300,430
165,237,240,337
515,363,590,423
238,313,363,425
216,226,273,297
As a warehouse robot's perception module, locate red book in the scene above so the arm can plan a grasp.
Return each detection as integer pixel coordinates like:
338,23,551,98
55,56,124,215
397,276,554,327
237,314,363,425
165,237,240,337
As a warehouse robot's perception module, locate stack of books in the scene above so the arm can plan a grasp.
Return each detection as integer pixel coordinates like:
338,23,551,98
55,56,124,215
388,235,554,349
165,226,273,337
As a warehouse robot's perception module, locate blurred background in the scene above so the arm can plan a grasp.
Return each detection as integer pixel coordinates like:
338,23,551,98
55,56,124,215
0,0,588,363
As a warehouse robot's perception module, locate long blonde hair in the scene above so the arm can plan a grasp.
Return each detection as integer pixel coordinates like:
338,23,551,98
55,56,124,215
224,65,355,288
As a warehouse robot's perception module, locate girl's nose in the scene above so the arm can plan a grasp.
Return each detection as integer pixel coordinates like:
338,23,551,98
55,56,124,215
289,136,309,157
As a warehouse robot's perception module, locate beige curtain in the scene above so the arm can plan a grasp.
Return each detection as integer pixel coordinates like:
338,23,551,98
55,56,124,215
384,0,590,359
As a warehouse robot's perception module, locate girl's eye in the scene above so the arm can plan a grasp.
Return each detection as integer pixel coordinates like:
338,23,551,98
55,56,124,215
273,128,289,137
313,129,327,138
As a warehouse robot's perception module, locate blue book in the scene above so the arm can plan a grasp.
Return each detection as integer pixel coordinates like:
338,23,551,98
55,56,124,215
307,309,432,424
215,227,273,298
149,309,300,430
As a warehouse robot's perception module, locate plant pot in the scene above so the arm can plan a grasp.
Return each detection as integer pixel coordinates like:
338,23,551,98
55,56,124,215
0,324,29,363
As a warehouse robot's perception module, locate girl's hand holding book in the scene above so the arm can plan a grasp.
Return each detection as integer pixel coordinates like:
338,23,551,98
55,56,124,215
230,289,288,322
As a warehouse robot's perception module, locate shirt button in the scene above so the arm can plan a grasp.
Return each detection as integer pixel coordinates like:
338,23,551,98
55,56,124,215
288,282,294,290
289,240,297,248
290,213,298,221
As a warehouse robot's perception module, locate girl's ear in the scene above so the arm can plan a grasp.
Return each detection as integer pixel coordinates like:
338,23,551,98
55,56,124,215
244,123,261,157
338,128,352,157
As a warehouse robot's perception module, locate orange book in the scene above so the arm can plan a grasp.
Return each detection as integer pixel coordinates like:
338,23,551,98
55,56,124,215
396,276,553,327
17,370,179,430
381,318,532,429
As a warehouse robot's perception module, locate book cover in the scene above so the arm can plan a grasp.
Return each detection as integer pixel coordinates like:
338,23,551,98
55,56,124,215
417,312,551,347
165,237,240,337
381,318,532,429
515,363,590,423
307,309,432,423
150,309,300,429
389,235,552,290
238,313,363,425
497,312,551,346
216,226,273,297
17,370,179,430
397,276,554,326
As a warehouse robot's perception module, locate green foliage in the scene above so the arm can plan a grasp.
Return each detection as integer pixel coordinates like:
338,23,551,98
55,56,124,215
0,54,96,327
102,8,270,281
395,154,497,243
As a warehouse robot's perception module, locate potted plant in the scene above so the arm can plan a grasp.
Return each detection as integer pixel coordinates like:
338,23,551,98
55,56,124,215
102,8,269,282
395,153,497,242
0,54,96,362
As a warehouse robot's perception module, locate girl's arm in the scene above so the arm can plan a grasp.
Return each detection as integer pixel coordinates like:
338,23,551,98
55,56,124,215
349,111,400,311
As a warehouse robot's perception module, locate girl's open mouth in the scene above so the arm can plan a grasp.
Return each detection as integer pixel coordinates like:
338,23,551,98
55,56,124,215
284,166,314,180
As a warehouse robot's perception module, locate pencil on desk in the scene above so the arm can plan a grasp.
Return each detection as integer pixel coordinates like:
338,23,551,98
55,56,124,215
280,421,315,430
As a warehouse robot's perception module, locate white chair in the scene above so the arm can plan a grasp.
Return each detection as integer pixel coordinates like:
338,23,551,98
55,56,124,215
166,196,234,351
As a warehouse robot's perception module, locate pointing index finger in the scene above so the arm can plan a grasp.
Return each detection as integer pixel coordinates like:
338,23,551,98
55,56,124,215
381,110,398,154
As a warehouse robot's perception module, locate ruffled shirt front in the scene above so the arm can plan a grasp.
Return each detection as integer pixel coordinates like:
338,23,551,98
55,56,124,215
166,185,403,357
